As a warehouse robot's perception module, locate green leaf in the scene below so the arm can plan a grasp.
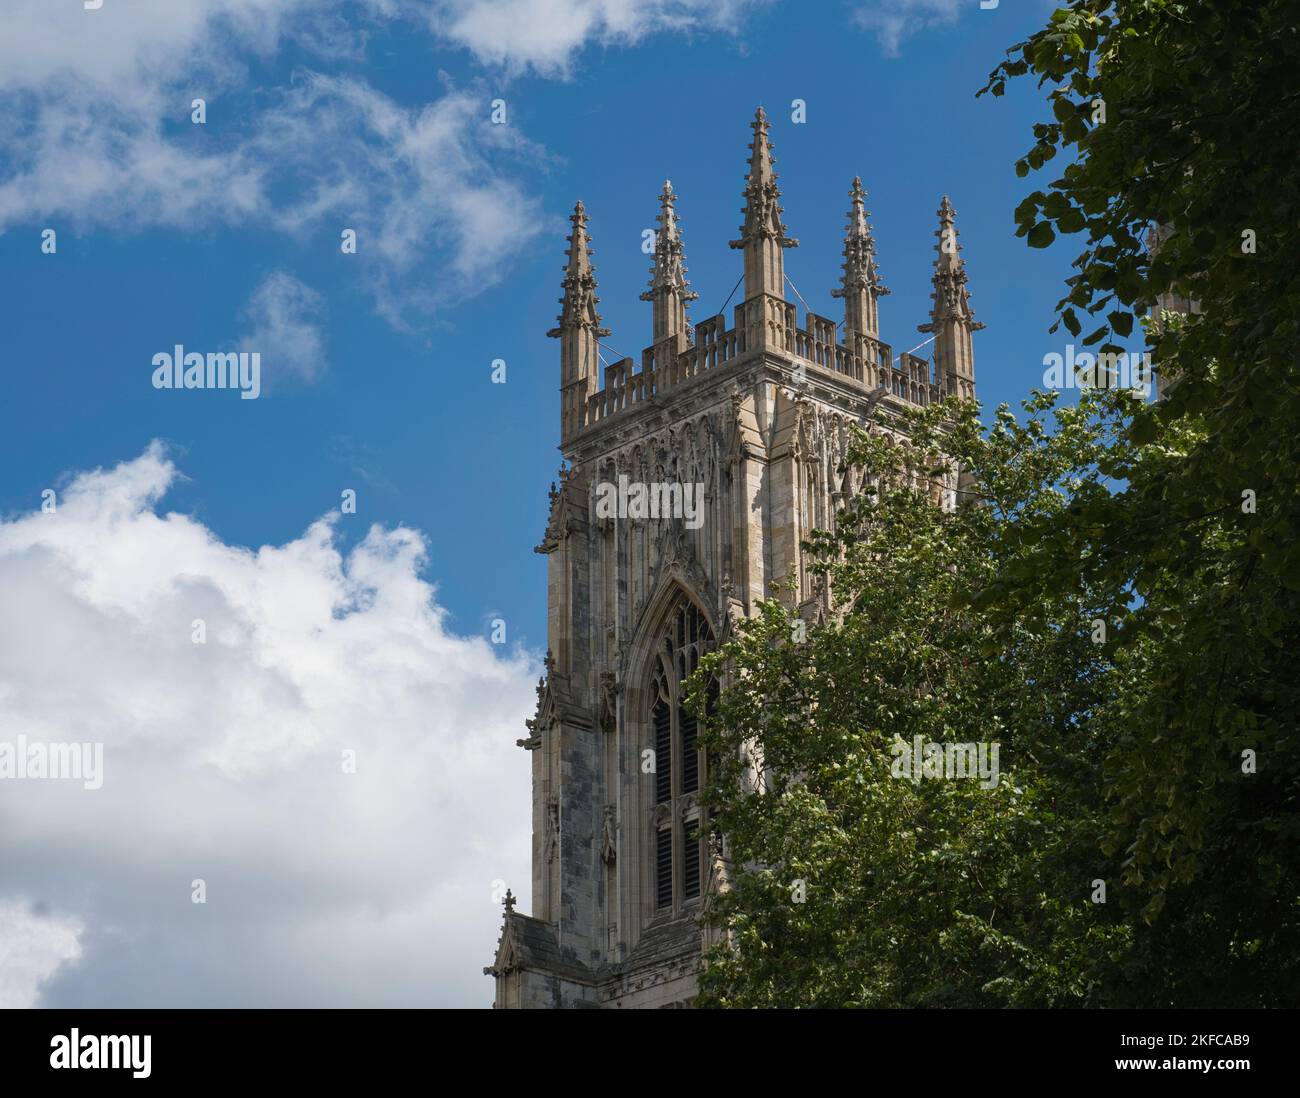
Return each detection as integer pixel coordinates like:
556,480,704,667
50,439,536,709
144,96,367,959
1028,222,1057,248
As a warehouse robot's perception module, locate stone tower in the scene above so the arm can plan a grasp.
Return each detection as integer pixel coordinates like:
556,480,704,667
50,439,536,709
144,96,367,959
486,109,980,1008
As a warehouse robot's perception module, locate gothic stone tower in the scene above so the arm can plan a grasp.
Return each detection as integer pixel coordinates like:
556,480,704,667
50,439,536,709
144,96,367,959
486,109,981,1008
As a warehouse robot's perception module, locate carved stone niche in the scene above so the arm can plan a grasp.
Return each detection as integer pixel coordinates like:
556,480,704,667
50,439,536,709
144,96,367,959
545,796,560,864
601,804,617,865
598,670,619,735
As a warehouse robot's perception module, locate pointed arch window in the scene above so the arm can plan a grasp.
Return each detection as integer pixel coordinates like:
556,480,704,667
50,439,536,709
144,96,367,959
648,599,714,915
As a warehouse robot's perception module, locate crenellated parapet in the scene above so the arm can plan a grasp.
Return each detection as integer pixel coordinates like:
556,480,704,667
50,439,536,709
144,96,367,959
579,307,942,432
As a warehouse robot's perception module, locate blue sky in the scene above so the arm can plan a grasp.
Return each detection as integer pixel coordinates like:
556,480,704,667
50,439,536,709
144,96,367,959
2,0,1067,657
0,0,1080,1007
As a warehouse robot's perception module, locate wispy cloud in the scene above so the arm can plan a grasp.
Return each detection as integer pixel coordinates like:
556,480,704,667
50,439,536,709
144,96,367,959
239,271,327,386
331,435,399,494
850,0,967,57
246,74,547,323
0,2,542,325
0,0,766,326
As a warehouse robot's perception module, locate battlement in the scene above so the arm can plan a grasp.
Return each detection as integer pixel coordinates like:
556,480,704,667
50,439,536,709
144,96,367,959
582,305,943,432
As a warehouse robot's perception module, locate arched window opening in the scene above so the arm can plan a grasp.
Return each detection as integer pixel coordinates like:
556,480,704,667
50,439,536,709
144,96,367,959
648,598,715,916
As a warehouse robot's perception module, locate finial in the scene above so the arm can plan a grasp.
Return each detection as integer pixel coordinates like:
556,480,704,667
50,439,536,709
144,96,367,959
503,888,516,913
565,200,592,276
730,107,798,252
833,176,889,301
920,193,983,394
934,196,962,265
930,196,977,291
640,180,698,317
547,200,611,339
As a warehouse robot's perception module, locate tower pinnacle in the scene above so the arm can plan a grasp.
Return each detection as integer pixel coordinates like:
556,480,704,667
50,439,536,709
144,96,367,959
548,200,610,339
640,180,698,343
918,195,982,399
549,201,611,440
729,107,798,301
831,176,889,339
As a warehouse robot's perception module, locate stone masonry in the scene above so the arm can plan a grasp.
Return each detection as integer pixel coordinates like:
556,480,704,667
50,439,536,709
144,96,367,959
485,108,981,1008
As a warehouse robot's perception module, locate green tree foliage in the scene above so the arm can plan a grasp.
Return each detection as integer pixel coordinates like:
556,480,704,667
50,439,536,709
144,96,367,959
693,397,1124,1006
981,0,1300,979
692,1,1299,1006
695,390,1296,1006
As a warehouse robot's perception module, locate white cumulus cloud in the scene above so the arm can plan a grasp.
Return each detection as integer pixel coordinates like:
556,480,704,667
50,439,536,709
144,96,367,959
425,0,772,75
0,443,533,1006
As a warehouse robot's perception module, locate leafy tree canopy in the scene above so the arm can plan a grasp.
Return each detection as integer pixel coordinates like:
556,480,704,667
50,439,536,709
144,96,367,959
692,0,1299,1007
